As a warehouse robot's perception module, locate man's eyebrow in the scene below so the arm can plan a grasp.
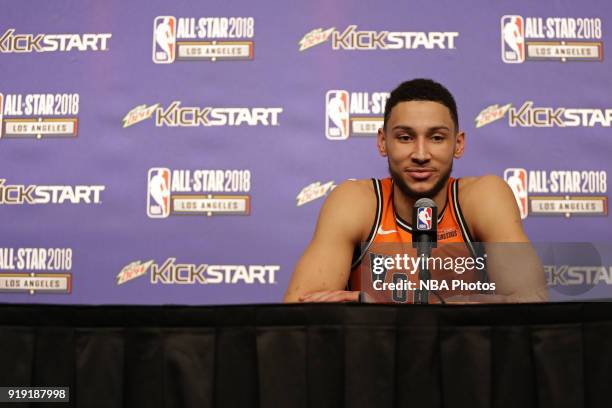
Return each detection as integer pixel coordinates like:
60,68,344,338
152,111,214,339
391,125,451,132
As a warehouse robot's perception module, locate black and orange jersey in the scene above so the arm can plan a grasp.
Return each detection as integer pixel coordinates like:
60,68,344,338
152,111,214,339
349,177,488,303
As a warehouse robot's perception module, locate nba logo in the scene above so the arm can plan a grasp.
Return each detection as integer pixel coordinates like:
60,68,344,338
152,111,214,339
504,168,528,219
147,168,171,218
325,90,349,140
153,16,176,64
501,15,525,63
417,207,432,230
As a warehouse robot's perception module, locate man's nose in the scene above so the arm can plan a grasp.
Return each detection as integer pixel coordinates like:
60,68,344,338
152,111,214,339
411,137,430,163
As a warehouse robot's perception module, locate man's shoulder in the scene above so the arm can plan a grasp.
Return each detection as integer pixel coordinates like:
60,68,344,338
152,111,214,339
328,179,374,202
458,174,510,202
317,178,377,240
325,178,376,212
456,175,523,241
333,178,375,196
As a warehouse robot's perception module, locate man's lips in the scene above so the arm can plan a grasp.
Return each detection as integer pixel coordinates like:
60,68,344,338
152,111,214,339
405,168,436,180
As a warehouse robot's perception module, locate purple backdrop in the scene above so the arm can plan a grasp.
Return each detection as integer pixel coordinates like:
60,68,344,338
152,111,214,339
0,0,610,304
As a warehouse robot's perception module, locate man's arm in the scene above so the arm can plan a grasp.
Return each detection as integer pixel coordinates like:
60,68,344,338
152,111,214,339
283,180,375,303
460,175,548,302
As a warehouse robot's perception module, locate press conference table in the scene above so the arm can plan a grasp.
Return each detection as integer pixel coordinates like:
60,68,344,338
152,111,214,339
0,302,610,408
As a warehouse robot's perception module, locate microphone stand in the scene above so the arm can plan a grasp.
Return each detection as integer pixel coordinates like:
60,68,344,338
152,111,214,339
411,198,438,304
414,240,433,304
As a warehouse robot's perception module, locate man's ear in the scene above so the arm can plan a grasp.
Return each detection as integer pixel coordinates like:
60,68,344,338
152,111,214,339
377,128,387,157
454,131,465,158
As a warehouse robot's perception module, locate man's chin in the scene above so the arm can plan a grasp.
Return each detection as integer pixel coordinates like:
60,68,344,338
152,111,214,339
389,167,452,200
399,184,439,199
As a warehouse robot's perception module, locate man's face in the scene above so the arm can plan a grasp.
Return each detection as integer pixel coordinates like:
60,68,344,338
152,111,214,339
377,100,465,199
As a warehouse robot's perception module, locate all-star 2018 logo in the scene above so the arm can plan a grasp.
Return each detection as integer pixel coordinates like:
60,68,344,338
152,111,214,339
0,93,79,139
153,16,254,63
147,168,251,218
501,15,603,63
325,90,389,140
0,247,72,295
504,168,608,219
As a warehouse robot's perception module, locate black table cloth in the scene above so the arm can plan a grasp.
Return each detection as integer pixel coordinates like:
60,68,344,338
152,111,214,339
0,302,610,408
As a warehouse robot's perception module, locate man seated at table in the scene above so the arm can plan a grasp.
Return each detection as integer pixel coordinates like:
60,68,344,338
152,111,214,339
284,79,548,303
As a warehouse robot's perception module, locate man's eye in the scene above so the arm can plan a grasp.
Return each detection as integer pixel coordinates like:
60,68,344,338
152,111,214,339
431,135,445,142
398,134,413,141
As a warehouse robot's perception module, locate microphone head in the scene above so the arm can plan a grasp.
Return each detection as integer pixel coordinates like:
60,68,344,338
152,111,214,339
414,198,436,209
412,198,437,235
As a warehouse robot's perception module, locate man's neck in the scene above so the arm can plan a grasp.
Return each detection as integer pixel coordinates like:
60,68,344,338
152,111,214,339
392,181,450,225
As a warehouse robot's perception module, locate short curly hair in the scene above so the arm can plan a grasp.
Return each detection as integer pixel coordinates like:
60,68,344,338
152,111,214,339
383,79,459,131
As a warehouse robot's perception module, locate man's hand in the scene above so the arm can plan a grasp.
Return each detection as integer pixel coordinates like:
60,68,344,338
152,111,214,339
299,290,360,303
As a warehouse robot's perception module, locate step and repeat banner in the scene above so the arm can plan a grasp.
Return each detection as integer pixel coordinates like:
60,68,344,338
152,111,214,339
0,0,610,304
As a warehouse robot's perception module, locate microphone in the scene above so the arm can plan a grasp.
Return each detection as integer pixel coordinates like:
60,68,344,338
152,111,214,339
412,198,438,251
412,198,438,304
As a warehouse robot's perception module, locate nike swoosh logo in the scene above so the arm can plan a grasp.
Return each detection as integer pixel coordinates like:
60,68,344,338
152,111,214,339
377,226,397,235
